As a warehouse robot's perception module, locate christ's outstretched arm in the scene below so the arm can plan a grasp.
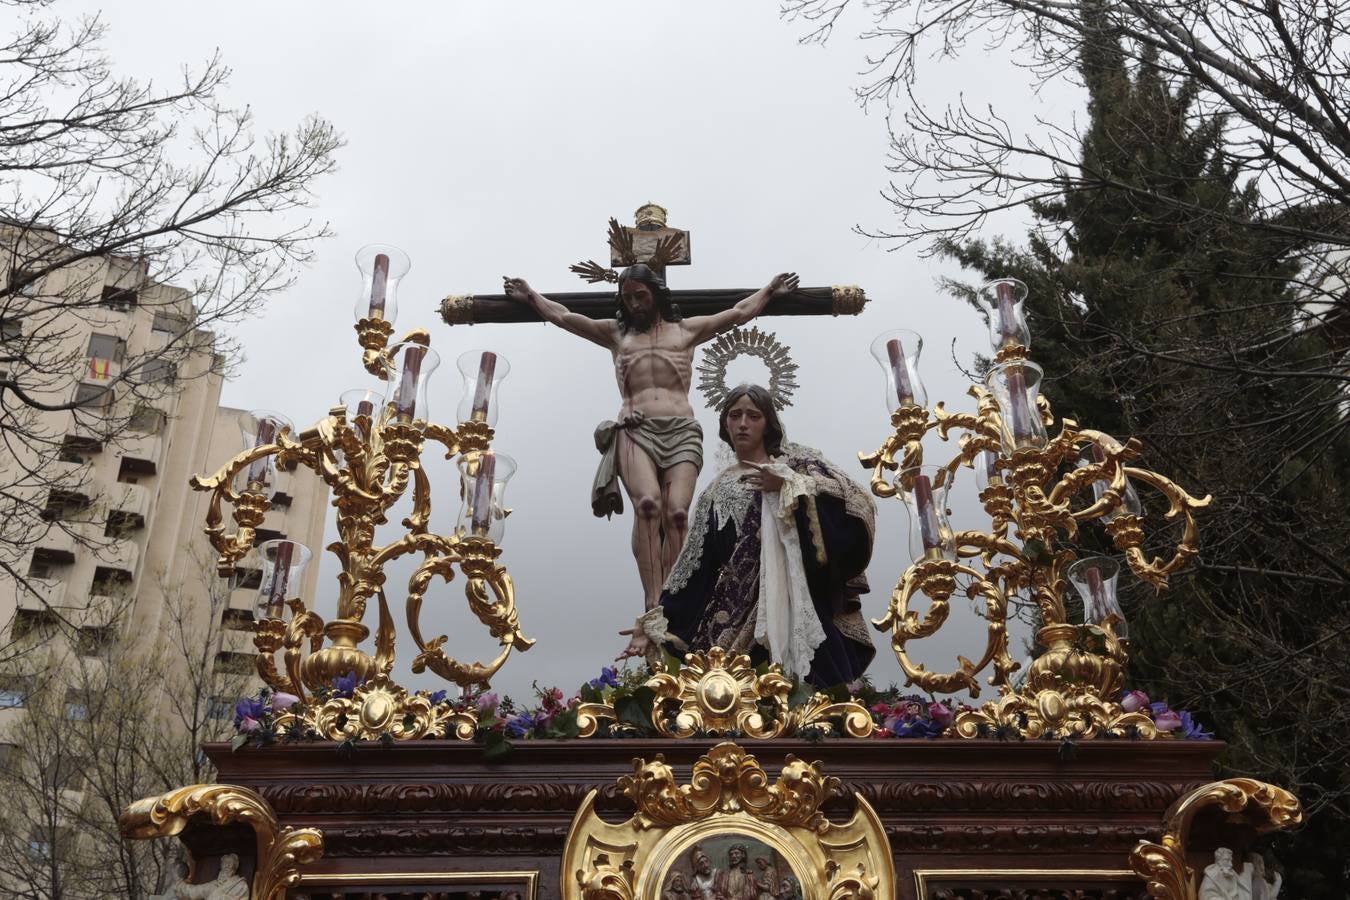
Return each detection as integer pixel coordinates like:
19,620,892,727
503,276,616,348
681,272,799,345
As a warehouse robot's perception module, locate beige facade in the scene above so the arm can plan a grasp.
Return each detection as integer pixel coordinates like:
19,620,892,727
0,246,328,736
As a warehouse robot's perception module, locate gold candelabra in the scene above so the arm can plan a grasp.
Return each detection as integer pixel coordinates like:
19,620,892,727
860,279,1211,739
190,244,532,714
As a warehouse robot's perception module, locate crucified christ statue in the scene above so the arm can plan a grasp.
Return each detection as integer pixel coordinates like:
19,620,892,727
502,265,799,658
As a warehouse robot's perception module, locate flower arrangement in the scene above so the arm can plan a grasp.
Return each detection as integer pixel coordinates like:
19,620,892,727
1120,690,1213,740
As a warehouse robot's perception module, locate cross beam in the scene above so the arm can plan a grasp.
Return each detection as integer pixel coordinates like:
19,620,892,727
440,285,866,326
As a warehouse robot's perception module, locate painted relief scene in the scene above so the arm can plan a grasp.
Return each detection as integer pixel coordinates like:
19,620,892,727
661,839,804,900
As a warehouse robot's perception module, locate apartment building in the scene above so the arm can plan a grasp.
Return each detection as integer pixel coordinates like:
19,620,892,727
0,242,328,747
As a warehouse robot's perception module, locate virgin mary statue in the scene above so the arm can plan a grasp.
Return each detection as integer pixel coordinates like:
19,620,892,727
626,384,876,687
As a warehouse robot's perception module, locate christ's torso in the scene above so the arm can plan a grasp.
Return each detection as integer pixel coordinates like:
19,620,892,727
612,320,695,418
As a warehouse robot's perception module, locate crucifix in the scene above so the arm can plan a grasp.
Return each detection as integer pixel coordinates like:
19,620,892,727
439,204,867,658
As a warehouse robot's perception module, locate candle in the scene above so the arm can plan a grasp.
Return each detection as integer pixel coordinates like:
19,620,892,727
368,253,390,319
357,399,374,419
246,418,276,489
1005,368,1034,446
1084,564,1107,621
471,453,495,536
912,474,943,552
394,346,426,421
995,281,1018,345
979,448,1000,484
885,339,915,406
263,541,293,618
471,352,497,422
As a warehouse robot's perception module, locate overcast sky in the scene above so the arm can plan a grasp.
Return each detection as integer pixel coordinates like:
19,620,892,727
72,2,1084,701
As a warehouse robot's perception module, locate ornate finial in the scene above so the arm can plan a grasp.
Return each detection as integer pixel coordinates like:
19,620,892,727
634,202,668,231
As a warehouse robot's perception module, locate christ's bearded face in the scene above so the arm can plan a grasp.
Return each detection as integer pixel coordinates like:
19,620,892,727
621,279,656,324
728,847,745,869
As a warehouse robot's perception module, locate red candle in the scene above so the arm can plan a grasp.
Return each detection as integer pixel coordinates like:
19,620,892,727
1085,565,1106,614
368,253,390,318
357,399,374,419
247,418,276,488
995,281,1018,344
471,453,495,536
471,352,497,422
885,339,915,406
1005,369,1034,445
912,474,943,551
263,541,293,618
394,346,425,421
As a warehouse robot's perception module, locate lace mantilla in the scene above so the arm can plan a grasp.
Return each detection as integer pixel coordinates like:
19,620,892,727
666,469,754,593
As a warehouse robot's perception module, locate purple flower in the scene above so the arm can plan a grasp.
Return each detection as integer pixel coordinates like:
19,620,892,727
271,692,300,711
504,711,538,738
845,679,865,695
928,702,954,728
476,692,499,713
238,715,261,733
1153,709,1183,732
1120,690,1150,713
1148,701,1170,717
588,666,621,690
1178,711,1213,740
332,673,360,699
234,697,264,728
428,690,448,705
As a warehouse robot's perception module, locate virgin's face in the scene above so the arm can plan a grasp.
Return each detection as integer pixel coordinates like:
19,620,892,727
725,395,767,457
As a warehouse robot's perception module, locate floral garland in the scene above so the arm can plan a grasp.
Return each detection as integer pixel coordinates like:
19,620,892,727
229,669,1212,753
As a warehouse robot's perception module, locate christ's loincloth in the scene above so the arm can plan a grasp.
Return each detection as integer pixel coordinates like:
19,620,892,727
592,413,704,518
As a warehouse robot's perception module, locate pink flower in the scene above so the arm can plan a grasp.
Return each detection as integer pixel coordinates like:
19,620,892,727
476,692,499,712
928,702,953,727
271,692,300,711
239,716,260,733
870,702,891,715
1153,709,1183,732
1120,690,1150,713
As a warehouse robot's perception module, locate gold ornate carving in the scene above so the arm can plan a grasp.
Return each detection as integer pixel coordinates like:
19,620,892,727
635,202,669,230
562,743,894,900
189,303,532,723
831,284,867,316
119,783,323,900
860,339,1212,738
1129,778,1302,900
274,673,477,742
441,294,476,325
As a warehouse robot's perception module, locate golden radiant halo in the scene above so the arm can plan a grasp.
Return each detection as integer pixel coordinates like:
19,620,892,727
696,325,798,411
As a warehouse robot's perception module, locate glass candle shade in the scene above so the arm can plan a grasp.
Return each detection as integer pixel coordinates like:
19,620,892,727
384,343,440,425
899,465,956,562
353,244,410,324
456,451,517,543
1067,555,1127,639
974,447,1004,492
986,360,1048,451
341,387,385,434
256,539,312,619
869,329,928,411
456,350,510,426
235,410,293,499
1076,443,1144,521
977,278,1031,353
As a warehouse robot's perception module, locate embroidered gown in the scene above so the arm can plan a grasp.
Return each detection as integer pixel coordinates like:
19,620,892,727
659,443,876,687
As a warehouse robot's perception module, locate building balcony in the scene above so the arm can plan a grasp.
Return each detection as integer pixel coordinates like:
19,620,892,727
228,587,256,612
50,459,95,497
17,577,67,612
221,627,257,656
33,525,77,565
108,482,151,525
118,432,162,475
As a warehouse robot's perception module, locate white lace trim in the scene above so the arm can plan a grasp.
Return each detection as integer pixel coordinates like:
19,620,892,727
754,462,826,680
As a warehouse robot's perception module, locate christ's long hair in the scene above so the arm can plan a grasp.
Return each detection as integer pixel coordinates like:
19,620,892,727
616,263,681,333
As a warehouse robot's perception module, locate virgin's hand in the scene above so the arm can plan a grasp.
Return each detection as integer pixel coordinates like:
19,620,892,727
740,463,786,492
617,626,650,661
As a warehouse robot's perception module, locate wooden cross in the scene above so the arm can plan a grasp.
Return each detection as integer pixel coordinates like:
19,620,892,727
440,204,868,326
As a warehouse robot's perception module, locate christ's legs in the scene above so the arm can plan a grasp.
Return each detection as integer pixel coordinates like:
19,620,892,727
659,461,699,577
617,431,664,611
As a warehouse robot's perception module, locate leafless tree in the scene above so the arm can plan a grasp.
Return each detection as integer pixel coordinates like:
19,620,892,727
0,1,340,625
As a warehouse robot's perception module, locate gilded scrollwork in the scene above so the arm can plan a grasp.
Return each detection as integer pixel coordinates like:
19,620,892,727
562,743,893,900
119,783,324,900
188,314,532,728
1129,778,1302,900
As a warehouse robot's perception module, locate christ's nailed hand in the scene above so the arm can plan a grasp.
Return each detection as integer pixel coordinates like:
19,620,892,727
768,272,799,297
503,276,530,301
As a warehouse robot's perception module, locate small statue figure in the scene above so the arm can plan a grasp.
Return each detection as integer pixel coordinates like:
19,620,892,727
1246,852,1282,900
149,861,189,900
174,853,249,900
1199,848,1243,900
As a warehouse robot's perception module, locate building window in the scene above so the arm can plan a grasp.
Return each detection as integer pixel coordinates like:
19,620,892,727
206,696,233,720
72,382,111,410
137,357,176,385
0,317,20,341
85,333,126,364
0,678,29,709
41,489,90,522
8,268,38,297
221,608,254,631
234,566,262,590
75,626,115,657
127,404,167,433
214,652,255,676
100,284,137,310
151,312,187,335
63,696,88,720
12,609,59,641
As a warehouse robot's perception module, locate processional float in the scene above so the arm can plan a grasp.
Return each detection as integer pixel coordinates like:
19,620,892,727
119,207,1300,900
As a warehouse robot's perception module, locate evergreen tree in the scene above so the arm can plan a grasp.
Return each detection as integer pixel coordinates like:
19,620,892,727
938,15,1350,894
